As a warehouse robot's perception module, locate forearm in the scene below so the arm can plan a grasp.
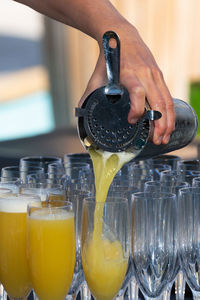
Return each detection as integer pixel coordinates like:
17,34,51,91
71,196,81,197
13,0,132,44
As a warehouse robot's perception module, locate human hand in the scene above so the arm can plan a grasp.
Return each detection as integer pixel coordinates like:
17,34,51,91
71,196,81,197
79,24,175,145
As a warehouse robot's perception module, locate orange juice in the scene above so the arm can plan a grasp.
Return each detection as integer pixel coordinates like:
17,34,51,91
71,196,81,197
81,149,133,300
0,195,40,299
27,208,75,300
82,237,128,300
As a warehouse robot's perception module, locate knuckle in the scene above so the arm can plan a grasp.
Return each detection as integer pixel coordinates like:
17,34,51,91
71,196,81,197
155,121,166,135
166,101,174,111
151,66,163,80
133,85,146,98
130,103,144,117
141,65,152,78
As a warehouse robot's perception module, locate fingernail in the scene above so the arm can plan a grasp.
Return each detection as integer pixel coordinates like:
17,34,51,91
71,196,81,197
154,136,163,145
129,117,138,124
163,135,170,144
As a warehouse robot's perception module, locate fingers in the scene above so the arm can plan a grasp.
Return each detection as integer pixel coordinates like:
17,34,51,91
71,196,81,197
150,67,176,144
136,65,168,145
120,75,146,124
122,63,175,145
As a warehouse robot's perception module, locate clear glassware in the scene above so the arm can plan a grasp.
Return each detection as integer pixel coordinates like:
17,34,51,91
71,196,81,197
0,194,40,300
177,159,200,172
1,166,20,179
120,159,152,176
64,190,93,300
192,177,200,187
64,163,94,192
131,192,177,299
1,166,44,184
63,153,92,169
182,170,200,185
0,177,21,193
151,155,181,170
150,163,172,180
144,180,188,300
27,201,76,300
145,179,189,194
178,187,200,299
81,196,130,300
47,163,65,181
160,170,184,183
21,182,63,202
118,165,153,192
20,156,62,173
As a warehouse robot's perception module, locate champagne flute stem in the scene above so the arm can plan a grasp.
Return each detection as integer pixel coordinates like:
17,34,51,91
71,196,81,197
175,271,185,300
129,276,139,300
80,281,91,300
160,283,173,300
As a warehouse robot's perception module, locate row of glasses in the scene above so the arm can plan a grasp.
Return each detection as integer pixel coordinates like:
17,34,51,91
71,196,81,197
2,183,199,300
0,154,94,300
0,192,77,300
0,155,199,300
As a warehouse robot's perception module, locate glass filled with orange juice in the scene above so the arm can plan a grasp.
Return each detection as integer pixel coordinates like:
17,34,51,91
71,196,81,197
27,201,76,300
0,193,41,300
81,196,130,300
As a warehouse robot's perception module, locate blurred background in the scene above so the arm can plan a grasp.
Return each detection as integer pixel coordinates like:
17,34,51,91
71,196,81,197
0,0,200,160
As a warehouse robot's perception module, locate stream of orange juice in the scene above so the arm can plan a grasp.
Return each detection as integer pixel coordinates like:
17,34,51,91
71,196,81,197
82,149,134,300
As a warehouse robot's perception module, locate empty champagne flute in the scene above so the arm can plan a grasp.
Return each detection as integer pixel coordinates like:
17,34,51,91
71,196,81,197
1,166,44,184
192,177,200,187
177,159,200,172
178,187,200,300
131,192,177,300
20,156,62,173
63,153,92,169
81,196,130,300
151,155,181,170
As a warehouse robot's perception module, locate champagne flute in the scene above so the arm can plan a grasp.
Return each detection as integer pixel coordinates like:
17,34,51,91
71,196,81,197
0,194,40,300
81,196,130,300
178,187,200,300
131,192,177,300
27,201,76,300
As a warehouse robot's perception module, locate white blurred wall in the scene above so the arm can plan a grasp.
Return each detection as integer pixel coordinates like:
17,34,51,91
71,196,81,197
0,0,44,39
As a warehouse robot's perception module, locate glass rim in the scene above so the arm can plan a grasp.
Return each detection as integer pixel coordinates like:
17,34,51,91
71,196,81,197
0,193,41,201
83,196,128,204
20,155,62,162
1,166,19,171
21,183,63,189
27,200,72,210
65,163,91,169
132,191,176,199
179,186,200,194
